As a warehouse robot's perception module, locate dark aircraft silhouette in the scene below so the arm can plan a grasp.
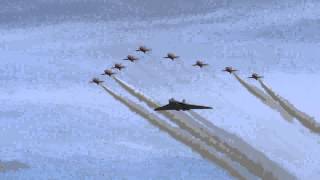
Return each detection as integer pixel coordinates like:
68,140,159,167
163,53,179,61
101,69,116,77
90,78,104,85
112,63,125,71
248,73,263,80
136,46,151,53
193,60,208,68
155,98,212,111
223,67,238,74
123,55,139,62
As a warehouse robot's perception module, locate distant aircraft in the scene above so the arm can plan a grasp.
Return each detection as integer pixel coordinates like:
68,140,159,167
154,98,212,111
193,60,208,68
123,55,139,62
163,53,179,61
136,46,151,54
90,78,104,85
248,73,263,80
112,63,125,71
223,67,238,74
101,69,116,77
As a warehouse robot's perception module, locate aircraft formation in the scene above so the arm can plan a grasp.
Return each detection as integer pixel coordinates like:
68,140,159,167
92,45,263,111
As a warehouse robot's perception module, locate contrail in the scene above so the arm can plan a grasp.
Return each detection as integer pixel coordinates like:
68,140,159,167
188,110,294,179
113,77,296,180
258,80,320,133
233,74,293,122
98,84,253,180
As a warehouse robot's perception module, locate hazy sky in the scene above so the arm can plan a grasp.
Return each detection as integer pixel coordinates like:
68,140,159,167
0,0,298,27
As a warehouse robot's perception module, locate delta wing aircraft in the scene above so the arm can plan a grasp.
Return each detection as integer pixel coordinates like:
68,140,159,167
155,98,212,111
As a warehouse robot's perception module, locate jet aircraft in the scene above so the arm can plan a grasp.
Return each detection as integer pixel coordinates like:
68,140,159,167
123,55,139,62
248,73,263,80
193,60,208,68
90,78,104,85
223,67,238,74
101,69,116,77
112,63,125,71
163,53,179,61
136,46,151,53
154,98,212,111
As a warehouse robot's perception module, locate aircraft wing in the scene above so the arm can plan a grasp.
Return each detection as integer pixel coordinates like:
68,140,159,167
154,104,176,111
180,103,213,110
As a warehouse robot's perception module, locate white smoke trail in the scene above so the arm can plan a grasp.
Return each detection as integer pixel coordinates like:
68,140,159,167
113,77,296,180
258,80,320,134
187,110,294,179
98,84,253,180
233,73,293,122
